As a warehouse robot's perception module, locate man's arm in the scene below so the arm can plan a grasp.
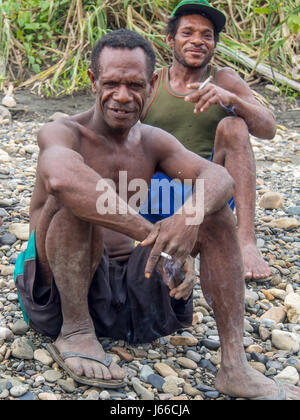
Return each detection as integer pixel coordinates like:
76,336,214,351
185,67,277,140
37,121,153,242
141,126,235,277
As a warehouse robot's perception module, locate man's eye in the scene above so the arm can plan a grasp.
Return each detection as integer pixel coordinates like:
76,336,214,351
130,83,143,89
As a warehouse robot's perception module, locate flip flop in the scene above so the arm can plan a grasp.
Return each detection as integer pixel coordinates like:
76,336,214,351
250,379,286,400
47,343,125,389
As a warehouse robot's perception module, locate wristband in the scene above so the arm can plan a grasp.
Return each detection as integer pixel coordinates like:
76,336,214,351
219,100,237,116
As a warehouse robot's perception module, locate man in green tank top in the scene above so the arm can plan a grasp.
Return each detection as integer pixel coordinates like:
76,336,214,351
142,0,277,282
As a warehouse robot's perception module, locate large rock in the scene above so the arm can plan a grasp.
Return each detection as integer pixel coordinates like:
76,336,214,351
0,105,12,125
284,293,300,324
0,149,11,163
269,218,299,231
154,362,178,378
259,192,284,209
11,338,34,360
271,330,300,353
176,357,198,370
162,377,180,396
2,94,16,108
268,288,287,301
245,289,259,308
131,378,154,400
260,307,286,324
34,349,54,366
0,265,15,276
43,369,63,382
11,319,29,335
0,327,14,341
170,336,198,347
9,223,30,241
275,366,299,385
38,392,58,401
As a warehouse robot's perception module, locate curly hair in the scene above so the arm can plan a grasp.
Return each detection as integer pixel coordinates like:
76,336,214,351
91,29,156,80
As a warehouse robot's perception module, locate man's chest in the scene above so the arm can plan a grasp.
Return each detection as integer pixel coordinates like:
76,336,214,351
80,141,155,190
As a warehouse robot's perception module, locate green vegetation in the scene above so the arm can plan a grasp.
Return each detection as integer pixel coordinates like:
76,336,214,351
0,0,299,96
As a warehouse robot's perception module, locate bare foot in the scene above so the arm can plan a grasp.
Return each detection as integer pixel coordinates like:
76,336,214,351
216,362,300,400
54,331,125,381
238,233,271,281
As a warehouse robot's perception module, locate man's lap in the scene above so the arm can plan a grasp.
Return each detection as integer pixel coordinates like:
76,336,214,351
14,231,193,343
140,150,235,223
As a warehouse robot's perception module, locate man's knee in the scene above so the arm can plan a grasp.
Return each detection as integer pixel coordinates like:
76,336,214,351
207,205,236,234
215,116,250,149
193,206,237,253
48,203,91,234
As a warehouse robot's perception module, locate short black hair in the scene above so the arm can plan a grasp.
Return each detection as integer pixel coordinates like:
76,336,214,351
91,29,156,80
166,11,220,44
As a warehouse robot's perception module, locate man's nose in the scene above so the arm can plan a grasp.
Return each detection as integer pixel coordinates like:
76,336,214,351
114,85,132,103
191,33,203,45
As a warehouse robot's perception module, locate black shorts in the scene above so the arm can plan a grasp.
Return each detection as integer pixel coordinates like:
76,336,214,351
15,233,193,344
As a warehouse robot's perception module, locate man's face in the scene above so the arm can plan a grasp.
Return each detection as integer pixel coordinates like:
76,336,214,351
168,14,216,70
89,47,154,131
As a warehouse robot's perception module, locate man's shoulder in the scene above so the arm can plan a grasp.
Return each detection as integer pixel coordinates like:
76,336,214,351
37,115,82,150
214,65,238,80
214,65,246,91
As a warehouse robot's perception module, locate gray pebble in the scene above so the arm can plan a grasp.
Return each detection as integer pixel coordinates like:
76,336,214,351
11,319,29,335
43,370,63,383
140,364,154,382
0,233,17,245
10,384,29,397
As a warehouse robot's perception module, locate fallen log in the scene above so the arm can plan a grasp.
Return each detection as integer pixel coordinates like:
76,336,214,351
217,43,300,93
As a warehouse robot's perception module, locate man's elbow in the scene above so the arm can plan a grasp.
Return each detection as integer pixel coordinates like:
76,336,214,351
259,115,277,140
266,121,277,140
45,174,65,196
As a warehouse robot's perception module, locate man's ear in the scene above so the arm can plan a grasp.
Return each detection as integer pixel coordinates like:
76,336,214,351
166,34,174,49
87,69,97,94
149,73,158,97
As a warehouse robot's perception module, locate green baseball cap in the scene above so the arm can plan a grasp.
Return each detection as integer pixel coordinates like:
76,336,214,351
171,0,226,33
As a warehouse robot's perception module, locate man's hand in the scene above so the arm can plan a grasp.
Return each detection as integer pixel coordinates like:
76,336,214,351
169,256,198,301
141,215,199,279
185,82,236,114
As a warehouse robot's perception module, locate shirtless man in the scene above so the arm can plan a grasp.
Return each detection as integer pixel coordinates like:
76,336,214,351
142,0,277,281
14,29,300,399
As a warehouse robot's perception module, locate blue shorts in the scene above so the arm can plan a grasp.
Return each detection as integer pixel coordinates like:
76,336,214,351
140,150,235,223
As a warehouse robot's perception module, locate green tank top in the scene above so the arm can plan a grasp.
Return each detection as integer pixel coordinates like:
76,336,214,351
141,66,228,159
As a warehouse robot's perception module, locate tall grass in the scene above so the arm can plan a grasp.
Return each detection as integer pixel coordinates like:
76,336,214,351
0,0,299,95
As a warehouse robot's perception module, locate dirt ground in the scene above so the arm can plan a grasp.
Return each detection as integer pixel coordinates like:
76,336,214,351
2,81,300,131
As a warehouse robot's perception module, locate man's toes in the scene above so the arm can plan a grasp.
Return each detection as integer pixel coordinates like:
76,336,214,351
67,360,84,377
244,269,253,280
111,363,125,380
93,364,111,380
83,364,95,379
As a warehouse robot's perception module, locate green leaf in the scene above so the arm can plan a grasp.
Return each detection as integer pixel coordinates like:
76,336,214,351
17,16,25,28
254,7,270,15
41,23,51,30
32,63,40,73
24,23,41,31
28,56,35,65
287,14,300,34
40,1,50,11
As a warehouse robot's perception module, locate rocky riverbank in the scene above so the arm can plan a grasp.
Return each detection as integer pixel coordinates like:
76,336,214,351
0,91,299,400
